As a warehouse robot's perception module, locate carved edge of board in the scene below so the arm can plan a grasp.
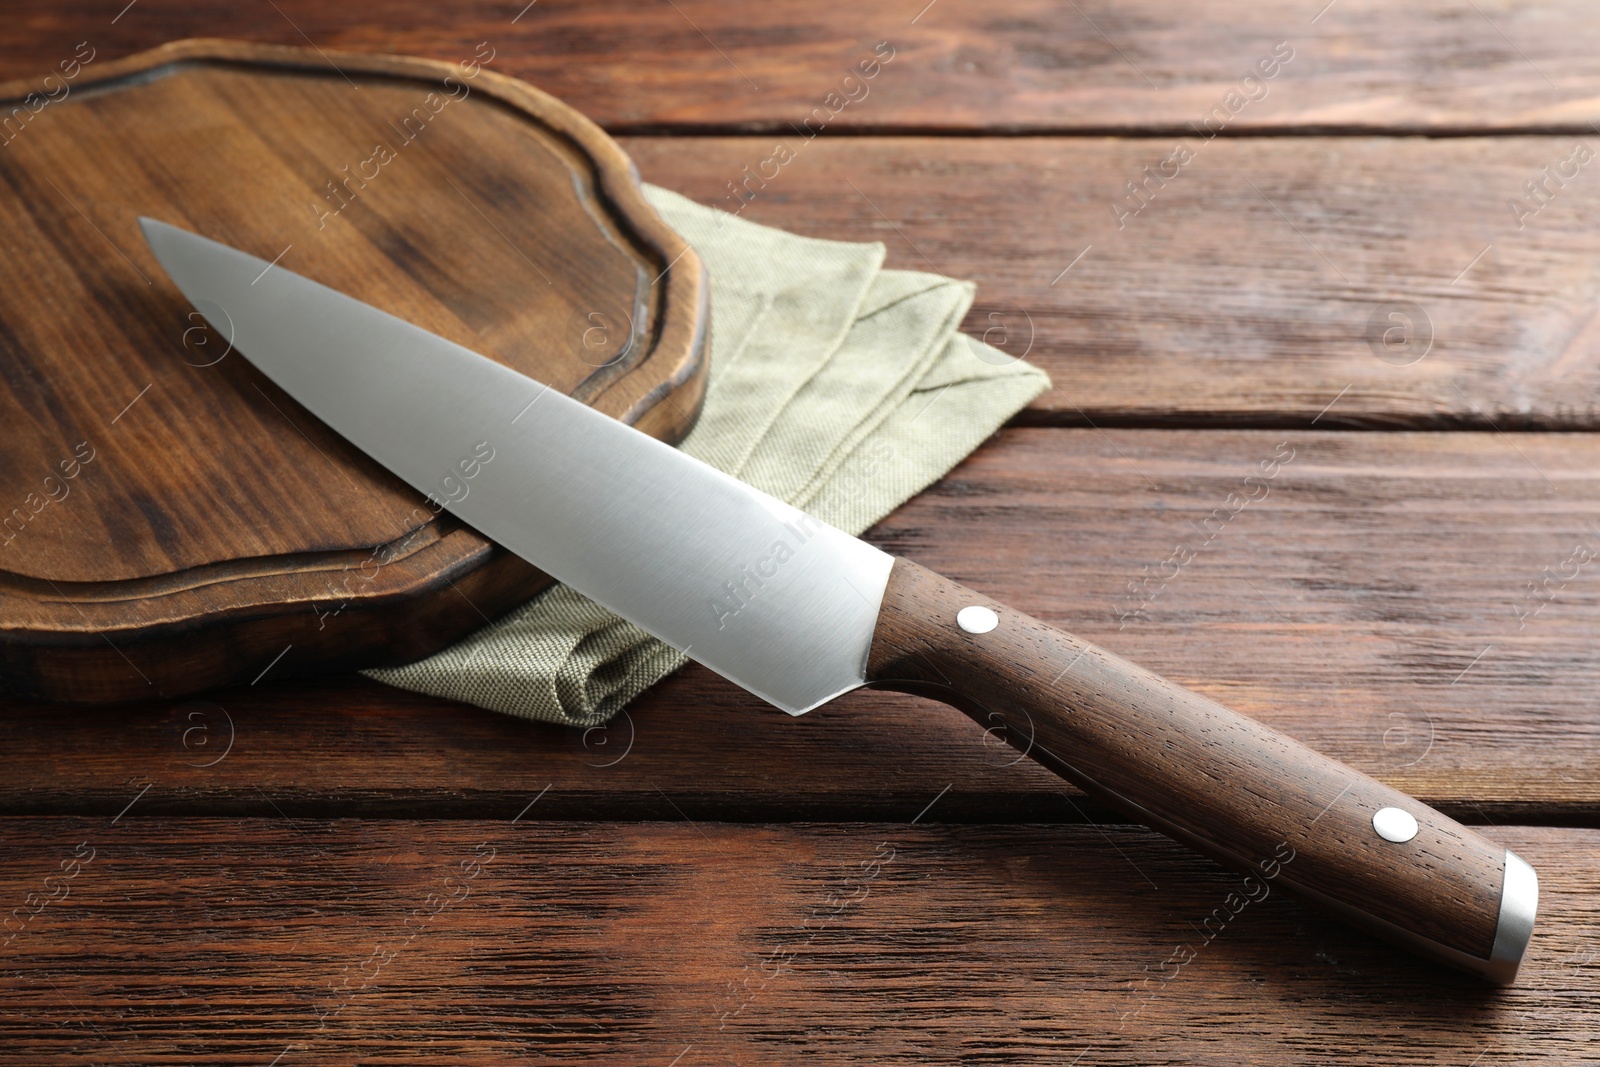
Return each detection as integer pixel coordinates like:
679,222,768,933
0,39,710,703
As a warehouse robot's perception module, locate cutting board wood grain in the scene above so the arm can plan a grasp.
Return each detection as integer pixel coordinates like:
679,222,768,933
0,39,709,703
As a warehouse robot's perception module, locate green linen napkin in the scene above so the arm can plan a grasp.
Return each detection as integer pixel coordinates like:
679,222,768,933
363,185,1050,726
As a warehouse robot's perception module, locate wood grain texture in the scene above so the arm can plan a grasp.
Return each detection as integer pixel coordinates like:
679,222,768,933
0,41,708,703
622,134,1600,428
0,818,1592,1065
0,430,1594,822
0,3,1585,1058
866,556,1510,966
3,2,1600,133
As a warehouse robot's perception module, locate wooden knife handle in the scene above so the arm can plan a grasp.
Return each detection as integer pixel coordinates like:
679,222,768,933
864,558,1538,983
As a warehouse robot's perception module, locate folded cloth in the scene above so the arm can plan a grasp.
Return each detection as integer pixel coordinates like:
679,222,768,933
363,185,1051,726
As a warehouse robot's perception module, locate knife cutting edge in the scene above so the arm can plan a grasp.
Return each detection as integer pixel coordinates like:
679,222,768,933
138,217,1538,984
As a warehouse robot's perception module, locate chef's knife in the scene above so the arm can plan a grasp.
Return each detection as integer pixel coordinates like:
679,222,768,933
140,218,1537,984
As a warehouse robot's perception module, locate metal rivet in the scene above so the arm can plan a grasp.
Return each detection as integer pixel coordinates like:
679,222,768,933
957,605,999,634
1373,806,1419,843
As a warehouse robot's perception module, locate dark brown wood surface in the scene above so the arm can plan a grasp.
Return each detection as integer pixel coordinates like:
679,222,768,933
0,2,1597,1062
622,135,1600,428
6,1,1600,134
0,430,1596,825
0,819,1593,1065
0,41,708,703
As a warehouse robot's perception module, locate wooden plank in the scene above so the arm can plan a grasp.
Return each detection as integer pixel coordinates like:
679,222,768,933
0,817,1592,1064
622,134,1600,428
5,2,1600,132
2,429,1596,821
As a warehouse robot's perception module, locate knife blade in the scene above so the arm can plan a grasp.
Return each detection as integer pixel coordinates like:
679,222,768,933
139,217,1537,984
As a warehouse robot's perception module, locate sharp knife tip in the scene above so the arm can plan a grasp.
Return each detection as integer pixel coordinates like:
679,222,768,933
136,215,182,249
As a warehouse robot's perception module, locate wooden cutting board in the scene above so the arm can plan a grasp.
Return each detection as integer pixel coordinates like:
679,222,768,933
0,39,708,703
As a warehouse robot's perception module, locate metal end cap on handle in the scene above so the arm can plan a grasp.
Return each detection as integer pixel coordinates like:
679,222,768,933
1484,849,1538,986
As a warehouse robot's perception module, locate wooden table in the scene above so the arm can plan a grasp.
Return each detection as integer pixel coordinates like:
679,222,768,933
3,3,1598,1063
